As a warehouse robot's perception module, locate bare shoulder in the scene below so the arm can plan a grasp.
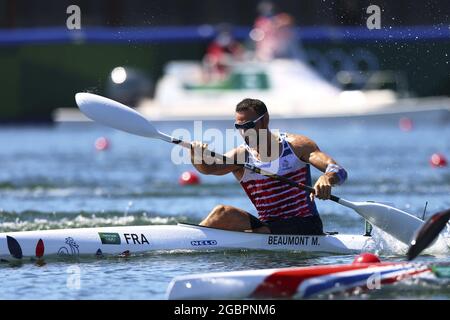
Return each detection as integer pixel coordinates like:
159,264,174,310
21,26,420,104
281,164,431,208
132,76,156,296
284,133,320,162
284,133,319,152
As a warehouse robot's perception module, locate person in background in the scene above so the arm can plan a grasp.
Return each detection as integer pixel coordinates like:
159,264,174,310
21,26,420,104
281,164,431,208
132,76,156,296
252,1,305,61
203,26,245,81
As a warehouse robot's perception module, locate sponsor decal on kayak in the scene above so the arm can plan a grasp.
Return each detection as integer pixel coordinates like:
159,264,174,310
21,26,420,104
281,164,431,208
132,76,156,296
35,239,45,258
190,240,218,246
267,235,319,246
58,237,80,256
124,233,149,245
98,232,121,245
7,236,23,259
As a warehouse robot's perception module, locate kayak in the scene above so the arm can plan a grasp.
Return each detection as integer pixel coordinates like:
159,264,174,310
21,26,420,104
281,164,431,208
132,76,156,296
166,261,444,300
166,209,450,299
0,223,374,261
75,92,426,246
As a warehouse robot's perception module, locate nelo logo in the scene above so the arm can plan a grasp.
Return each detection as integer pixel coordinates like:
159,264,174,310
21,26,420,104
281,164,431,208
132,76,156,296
190,240,218,246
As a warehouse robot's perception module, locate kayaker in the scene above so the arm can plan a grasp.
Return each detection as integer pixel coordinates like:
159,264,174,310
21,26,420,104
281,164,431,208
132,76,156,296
190,98,347,235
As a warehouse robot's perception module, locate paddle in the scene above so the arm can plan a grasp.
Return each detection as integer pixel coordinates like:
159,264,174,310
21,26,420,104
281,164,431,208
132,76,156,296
407,209,450,260
75,92,424,244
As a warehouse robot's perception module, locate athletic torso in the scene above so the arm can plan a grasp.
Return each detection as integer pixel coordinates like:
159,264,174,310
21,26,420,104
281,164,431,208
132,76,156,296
238,132,319,222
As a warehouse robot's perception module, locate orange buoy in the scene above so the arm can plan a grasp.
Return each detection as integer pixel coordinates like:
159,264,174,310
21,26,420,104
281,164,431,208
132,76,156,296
429,153,448,168
352,252,381,264
95,137,110,151
179,171,200,186
399,117,413,132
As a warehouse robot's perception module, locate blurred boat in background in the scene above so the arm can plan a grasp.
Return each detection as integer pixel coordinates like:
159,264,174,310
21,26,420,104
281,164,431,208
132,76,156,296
138,58,450,120
54,57,450,122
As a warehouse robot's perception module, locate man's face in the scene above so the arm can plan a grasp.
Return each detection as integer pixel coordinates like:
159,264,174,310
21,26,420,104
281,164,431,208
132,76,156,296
235,110,268,147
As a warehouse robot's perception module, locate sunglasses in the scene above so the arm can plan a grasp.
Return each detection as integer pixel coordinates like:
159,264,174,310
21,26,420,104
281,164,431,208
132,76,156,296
234,113,266,130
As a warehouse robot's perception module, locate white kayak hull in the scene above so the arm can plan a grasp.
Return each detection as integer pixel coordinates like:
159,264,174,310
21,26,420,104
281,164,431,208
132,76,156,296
0,223,373,260
166,262,432,300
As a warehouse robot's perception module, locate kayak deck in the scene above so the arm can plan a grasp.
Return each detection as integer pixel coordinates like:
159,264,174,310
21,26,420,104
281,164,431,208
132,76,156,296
0,223,374,261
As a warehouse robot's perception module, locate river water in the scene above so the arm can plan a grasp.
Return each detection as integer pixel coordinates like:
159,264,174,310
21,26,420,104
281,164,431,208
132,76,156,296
0,115,449,299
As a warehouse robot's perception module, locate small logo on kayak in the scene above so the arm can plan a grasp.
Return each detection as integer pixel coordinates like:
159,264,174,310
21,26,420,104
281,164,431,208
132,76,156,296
58,237,80,256
7,236,23,259
98,232,121,245
35,239,45,258
190,240,218,246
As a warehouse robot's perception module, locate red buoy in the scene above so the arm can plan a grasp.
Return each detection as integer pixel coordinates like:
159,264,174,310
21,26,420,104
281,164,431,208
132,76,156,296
179,171,200,186
95,137,110,151
352,252,381,264
429,153,448,168
399,117,413,132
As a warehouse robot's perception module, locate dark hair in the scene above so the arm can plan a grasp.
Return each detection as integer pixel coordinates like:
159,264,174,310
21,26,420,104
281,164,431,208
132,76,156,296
235,98,267,116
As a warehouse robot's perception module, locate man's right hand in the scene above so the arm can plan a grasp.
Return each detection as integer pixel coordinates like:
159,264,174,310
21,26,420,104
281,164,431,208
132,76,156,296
190,144,243,176
190,141,209,165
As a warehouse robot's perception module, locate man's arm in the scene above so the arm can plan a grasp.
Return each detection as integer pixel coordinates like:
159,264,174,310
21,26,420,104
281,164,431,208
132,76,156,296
190,141,245,176
287,134,347,200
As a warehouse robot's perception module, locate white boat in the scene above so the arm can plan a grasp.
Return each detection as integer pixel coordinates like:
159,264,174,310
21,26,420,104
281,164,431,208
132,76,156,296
53,59,450,122
136,59,450,121
0,223,374,261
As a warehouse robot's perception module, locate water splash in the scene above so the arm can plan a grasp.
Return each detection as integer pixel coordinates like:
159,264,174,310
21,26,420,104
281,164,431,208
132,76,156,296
369,226,450,258
369,227,408,256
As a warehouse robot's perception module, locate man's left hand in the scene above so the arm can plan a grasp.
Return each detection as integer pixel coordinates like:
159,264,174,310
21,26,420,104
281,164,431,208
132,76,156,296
310,174,333,201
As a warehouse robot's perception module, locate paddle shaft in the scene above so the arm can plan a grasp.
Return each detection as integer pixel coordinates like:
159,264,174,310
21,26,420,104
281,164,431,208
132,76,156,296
170,137,341,202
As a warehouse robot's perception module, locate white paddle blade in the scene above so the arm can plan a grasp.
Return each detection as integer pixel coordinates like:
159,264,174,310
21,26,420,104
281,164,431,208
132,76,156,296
339,199,424,244
75,93,165,140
